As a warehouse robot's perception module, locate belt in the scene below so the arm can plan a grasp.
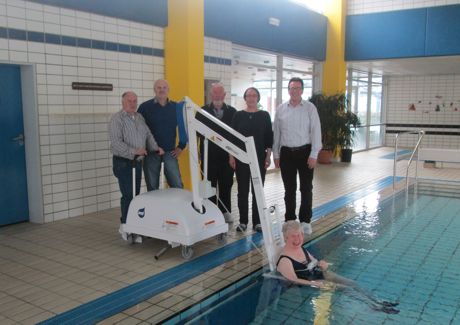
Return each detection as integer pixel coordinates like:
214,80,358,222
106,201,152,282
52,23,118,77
282,144,311,151
113,155,141,163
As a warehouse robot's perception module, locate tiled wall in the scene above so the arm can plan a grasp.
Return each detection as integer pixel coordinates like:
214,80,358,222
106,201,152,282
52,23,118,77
1,0,234,224
1,0,165,222
385,74,460,149
204,36,232,103
348,0,460,14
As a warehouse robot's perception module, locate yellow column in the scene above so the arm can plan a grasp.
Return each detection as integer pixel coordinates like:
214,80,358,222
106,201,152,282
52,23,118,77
322,0,347,95
165,0,204,190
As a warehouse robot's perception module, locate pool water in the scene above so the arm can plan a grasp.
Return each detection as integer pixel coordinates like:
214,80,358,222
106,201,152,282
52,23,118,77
168,191,460,325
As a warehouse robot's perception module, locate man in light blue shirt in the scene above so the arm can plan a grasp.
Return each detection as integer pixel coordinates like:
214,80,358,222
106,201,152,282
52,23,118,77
273,77,322,235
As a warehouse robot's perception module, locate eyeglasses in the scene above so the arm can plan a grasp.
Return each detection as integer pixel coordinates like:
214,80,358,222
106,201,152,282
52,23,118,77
288,87,303,91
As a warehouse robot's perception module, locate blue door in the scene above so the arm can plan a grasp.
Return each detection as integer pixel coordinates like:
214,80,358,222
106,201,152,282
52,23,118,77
0,64,29,226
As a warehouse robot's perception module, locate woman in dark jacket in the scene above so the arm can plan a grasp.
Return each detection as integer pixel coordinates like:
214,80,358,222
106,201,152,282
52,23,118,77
229,87,273,232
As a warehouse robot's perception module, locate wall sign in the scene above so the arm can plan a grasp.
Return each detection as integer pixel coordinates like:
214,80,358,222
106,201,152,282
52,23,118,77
72,82,113,91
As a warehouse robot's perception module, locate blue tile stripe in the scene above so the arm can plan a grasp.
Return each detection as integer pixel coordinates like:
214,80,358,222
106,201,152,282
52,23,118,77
0,27,162,57
0,27,230,65
38,176,397,325
380,149,412,160
0,27,7,38
204,55,232,65
39,235,264,325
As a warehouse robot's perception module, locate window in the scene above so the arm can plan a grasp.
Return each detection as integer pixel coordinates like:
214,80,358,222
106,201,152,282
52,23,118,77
347,70,384,150
232,46,315,122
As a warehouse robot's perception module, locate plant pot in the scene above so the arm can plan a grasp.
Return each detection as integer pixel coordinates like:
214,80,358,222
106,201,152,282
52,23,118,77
318,149,333,164
341,148,353,163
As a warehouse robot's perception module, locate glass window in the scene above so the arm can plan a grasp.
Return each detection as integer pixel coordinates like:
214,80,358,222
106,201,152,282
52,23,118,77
348,70,383,150
254,80,276,116
233,47,314,121
370,84,382,125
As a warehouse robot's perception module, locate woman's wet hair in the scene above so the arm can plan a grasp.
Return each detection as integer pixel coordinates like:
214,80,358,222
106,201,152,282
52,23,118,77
282,220,303,237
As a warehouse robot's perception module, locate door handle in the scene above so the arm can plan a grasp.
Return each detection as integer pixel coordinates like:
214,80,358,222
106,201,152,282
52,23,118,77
12,133,25,146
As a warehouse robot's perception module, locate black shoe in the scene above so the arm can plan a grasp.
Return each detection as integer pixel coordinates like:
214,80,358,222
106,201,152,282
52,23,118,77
381,301,399,307
374,305,400,314
382,306,399,314
236,224,247,232
254,224,262,232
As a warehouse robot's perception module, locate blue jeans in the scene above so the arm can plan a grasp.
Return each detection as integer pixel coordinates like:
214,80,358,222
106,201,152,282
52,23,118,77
112,156,142,224
143,151,183,191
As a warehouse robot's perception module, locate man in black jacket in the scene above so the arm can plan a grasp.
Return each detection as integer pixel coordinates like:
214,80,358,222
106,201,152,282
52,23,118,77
201,83,237,223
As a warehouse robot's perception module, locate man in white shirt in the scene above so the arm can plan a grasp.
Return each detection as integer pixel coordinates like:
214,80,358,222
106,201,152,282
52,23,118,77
273,77,322,235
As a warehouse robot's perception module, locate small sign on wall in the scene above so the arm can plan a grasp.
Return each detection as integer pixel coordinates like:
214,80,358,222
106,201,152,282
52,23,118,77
72,82,113,91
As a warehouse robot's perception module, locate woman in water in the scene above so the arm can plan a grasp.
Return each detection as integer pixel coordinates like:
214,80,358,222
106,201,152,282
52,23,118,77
277,220,399,314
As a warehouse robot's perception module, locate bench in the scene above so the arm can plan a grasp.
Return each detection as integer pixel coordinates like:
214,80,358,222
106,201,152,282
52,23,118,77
419,148,460,167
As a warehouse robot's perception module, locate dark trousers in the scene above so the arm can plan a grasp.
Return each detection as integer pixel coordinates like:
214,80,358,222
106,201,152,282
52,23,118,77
112,156,142,224
208,162,234,214
279,145,314,223
235,159,266,226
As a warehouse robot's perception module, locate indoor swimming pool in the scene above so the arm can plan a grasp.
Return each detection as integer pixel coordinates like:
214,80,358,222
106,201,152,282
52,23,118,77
165,189,460,324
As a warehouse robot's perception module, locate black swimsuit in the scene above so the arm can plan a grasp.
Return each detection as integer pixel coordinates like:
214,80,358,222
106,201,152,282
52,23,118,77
277,248,325,281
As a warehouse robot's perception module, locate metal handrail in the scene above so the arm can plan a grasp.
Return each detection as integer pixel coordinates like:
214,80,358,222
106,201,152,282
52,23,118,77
393,130,425,191
405,130,425,191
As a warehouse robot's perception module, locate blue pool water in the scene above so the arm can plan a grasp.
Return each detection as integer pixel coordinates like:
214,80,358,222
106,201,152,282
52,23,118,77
166,191,460,325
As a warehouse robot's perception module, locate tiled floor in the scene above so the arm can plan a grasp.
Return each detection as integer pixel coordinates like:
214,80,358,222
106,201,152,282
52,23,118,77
1,147,459,324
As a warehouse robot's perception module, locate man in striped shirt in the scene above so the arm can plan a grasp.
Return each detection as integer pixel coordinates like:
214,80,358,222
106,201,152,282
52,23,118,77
109,91,164,242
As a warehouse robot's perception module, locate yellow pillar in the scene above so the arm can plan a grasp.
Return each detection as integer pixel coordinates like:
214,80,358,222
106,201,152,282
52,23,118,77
322,0,347,95
165,0,204,190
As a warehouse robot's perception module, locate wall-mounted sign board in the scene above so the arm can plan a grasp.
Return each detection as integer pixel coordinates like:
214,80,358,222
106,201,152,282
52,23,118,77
72,82,113,91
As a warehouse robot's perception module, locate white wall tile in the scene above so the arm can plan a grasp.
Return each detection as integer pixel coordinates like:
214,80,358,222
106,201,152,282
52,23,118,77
386,74,460,149
7,4,25,18
59,25,76,38
28,42,45,53
0,0,170,223
43,22,60,34
60,8,75,17
9,50,27,62
54,210,69,220
0,14,6,27
26,19,43,31
8,39,26,51
69,207,83,218
25,1,42,11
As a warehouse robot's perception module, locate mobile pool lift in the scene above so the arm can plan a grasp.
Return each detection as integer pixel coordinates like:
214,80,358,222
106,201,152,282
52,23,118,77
124,97,284,270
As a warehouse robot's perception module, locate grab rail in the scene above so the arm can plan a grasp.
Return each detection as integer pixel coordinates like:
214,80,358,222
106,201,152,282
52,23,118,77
393,130,425,191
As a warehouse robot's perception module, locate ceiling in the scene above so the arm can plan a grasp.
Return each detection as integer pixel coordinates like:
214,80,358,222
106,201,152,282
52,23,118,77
231,46,460,81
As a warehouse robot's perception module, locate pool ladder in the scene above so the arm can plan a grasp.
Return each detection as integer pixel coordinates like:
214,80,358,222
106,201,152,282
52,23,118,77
392,130,425,192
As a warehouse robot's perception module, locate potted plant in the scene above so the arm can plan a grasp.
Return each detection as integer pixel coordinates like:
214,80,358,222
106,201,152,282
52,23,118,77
309,93,347,164
337,109,361,162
